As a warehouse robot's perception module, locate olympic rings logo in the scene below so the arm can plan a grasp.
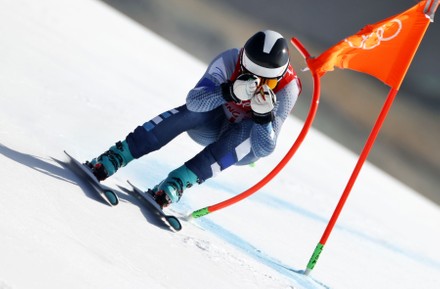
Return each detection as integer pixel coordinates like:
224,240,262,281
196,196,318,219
345,19,402,50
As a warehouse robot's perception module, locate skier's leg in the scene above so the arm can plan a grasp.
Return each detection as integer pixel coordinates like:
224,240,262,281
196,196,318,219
152,120,258,206
88,105,222,181
186,119,259,181
126,105,224,158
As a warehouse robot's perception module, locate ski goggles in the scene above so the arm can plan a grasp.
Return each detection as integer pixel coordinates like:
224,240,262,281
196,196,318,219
259,77,279,90
240,66,281,90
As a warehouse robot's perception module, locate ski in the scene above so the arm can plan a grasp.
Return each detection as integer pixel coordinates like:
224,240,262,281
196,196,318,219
127,180,182,231
64,150,119,206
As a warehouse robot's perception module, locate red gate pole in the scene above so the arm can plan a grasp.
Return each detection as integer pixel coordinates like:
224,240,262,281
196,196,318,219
304,87,399,275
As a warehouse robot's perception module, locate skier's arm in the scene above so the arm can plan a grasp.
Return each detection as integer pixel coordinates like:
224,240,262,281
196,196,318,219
186,49,239,112
250,79,301,157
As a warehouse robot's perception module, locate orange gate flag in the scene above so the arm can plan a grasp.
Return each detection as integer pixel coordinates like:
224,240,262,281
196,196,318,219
307,0,438,89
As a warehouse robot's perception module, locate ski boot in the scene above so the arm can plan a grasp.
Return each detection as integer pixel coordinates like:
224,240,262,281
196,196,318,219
86,140,134,181
151,164,199,208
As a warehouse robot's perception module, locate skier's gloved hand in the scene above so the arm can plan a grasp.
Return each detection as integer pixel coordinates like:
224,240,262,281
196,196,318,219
251,84,277,124
221,74,260,103
233,74,261,101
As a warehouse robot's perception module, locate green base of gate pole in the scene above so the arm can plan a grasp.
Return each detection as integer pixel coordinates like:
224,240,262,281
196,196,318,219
191,207,210,218
305,243,324,275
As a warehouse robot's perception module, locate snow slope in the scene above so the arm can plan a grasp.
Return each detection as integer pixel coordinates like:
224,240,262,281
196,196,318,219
1,0,439,288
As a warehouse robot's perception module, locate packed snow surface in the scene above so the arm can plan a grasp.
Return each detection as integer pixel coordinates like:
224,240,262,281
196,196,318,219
0,1,439,288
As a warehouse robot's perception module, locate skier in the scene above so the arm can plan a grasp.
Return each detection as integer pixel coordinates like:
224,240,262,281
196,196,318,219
86,30,302,208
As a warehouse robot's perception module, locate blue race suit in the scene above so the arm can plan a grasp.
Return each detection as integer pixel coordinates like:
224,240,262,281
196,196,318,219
125,48,301,182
